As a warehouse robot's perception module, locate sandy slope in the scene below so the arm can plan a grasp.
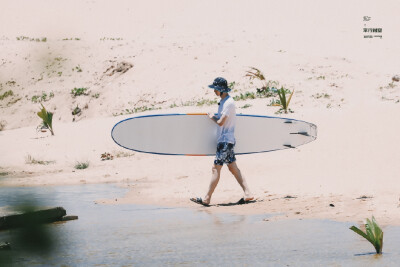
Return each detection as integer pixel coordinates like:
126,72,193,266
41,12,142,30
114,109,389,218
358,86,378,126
1,0,400,226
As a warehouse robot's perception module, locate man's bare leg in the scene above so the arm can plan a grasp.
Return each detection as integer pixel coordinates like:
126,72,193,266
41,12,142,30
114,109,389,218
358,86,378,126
203,164,223,205
227,161,254,200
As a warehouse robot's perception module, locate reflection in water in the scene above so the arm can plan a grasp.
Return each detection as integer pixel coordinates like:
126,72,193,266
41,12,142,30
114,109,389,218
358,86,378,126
0,184,400,266
199,208,247,226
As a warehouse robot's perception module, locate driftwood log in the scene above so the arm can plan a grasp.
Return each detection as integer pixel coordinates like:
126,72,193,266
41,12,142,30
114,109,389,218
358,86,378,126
0,207,67,230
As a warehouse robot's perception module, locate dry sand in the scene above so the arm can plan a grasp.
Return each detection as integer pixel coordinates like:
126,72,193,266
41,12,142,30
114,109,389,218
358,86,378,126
1,0,400,226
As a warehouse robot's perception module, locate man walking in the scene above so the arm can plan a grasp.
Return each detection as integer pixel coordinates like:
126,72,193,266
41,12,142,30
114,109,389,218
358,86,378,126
191,77,254,206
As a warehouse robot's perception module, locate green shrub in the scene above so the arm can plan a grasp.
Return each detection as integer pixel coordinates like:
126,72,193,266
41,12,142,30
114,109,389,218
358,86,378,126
31,92,54,103
228,81,236,90
240,104,252,109
114,151,134,158
72,65,82,72
350,216,383,254
72,105,81,116
25,155,55,165
0,90,14,100
271,87,294,114
312,93,330,99
100,37,123,41
169,103,178,108
233,92,256,101
196,98,218,106
71,87,88,97
37,104,54,135
31,95,40,103
101,152,114,161
75,161,89,170
5,81,16,86
0,120,6,131
62,37,80,41
16,36,47,42
245,67,267,87
113,105,162,116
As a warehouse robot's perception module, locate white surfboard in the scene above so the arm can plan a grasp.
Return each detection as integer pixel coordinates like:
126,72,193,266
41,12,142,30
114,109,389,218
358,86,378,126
111,113,317,156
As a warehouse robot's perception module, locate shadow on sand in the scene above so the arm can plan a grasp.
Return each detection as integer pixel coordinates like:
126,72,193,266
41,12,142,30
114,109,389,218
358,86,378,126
215,198,260,207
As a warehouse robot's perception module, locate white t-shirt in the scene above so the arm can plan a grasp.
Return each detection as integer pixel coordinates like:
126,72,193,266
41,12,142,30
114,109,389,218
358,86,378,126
217,95,236,144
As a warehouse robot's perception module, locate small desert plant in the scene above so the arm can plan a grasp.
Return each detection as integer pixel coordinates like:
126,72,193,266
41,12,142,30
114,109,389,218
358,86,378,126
100,37,123,41
312,93,330,99
240,104,252,109
181,100,193,107
72,65,82,72
268,99,280,106
75,161,89,170
101,152,114,161
0,120,6,131
16,36,47,42
25,155,55,165
245,67,267,87
0,90,14,100
62,37,81,41
357,195,373,200
256,80,282,97
114,105,162,116
179,98,217,107
233,92,257,101
71,87,88,97
114,151,134,158
245,67,282,97
245,67,283,97
196,98,218,106
6,80,16,86
246,67,275,95
37,104,54,135
31,95,40,103
350,216,383,254
31,91,54,103
271,87,294,114
72,105,81,116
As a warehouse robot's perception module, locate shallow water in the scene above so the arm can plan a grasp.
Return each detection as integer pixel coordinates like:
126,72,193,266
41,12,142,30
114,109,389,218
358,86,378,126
0,184,399,266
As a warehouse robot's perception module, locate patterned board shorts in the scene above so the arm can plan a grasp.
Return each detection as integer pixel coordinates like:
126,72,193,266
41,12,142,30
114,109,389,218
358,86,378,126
214,142,236,166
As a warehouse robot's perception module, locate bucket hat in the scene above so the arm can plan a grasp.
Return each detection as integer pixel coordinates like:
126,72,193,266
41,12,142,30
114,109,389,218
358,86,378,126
208,77,231,93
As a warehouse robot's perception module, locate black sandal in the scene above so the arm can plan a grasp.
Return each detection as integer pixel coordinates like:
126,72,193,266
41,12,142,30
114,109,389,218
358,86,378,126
190,197,210,207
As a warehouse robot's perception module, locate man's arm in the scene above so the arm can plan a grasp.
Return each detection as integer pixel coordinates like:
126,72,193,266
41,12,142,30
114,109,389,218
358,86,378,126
208,113,227,126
